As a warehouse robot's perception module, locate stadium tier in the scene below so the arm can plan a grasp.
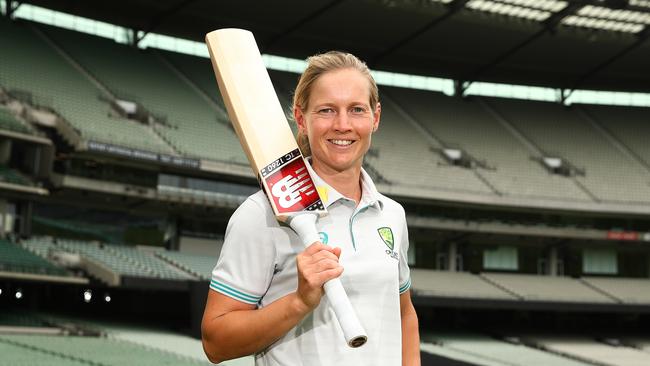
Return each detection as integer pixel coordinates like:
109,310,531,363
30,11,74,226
0,238,68,276
0,19,174,154
421,333,593,366
582,277,650,304
527,336,650,366
0,166,34,187
480,273,616,303
0,339,91,366
411,269,650,306
384,88,591,201
581,104,650,168
155,250,220,280
42,25,247,164
411,269,516,300
20,236,195,281
0,107,34,135
2,19,650,206
162,49,298,121
0,334,209,366
485,97,650,204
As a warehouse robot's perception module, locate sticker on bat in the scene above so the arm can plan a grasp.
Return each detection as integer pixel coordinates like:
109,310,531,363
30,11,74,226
264,157,324,214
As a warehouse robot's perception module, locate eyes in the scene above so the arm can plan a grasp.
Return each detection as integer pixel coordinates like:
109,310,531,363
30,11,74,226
315,105,369,116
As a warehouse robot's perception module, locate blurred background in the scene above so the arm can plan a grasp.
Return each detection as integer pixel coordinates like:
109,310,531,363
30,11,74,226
1,0,650,365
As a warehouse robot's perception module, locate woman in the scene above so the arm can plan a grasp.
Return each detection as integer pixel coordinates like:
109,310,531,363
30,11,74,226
202,51,420,366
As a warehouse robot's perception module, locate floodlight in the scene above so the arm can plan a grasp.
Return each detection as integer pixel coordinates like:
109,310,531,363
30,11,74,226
15,289,23,299
104,293,111,303
83,289,92,303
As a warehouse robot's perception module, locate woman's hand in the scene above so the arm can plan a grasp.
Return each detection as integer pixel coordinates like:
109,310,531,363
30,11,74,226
295,242,343,311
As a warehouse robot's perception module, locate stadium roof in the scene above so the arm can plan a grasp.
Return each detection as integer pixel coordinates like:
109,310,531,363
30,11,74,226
8,0,650,93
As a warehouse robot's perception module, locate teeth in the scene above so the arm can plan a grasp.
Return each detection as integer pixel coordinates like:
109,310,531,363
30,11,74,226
330,139,353,146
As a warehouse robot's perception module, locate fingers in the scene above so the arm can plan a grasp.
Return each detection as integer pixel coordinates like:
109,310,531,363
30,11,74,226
295,242,344,310
303,241,333,255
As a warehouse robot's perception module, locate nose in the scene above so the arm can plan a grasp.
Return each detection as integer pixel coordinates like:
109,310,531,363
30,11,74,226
332,112,353,132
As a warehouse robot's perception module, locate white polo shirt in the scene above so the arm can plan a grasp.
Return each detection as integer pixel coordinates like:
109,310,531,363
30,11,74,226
210,163,411,366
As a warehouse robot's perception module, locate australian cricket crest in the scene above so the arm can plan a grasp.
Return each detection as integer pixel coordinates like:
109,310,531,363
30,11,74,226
378,227,398,260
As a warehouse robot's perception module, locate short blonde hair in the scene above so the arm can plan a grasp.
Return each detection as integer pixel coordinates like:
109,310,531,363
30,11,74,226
293,51,379,156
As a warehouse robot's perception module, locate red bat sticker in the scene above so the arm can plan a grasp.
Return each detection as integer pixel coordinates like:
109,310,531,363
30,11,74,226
264,157,322,214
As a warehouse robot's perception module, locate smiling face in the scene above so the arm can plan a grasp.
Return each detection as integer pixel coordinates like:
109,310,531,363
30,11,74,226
295,68,380,176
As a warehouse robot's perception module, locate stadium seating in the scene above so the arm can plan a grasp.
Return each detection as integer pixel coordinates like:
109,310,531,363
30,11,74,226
3,18,650,207
0,238,68,276
529,336,650,366
385,88,592,201
481,273,616,303
4,313,253,366
422,333,593,366
159,50,298,123
0,339,90,366
42,25,247,164
580,104,650,167
0,19,174,154
370,95,495,193
411,269,516,300
420,341,510,366
0,334,210,366
106,245,194,280
0,166,34,186
0,107,34,134
21,236,194,280
485,97,650,204
155,250,220,280
582,277,650,304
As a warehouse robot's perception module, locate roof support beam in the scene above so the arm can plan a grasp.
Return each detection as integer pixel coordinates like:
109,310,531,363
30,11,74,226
562,25,650,101
260,0,346,53
4,0,22,18
458,2,583,96
368,0,470,68
133,0,198,46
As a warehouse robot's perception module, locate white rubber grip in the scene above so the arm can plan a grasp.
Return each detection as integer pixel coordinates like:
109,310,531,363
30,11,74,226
288,214,368,348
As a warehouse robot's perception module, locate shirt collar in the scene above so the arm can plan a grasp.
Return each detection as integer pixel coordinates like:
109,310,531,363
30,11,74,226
305,159,384,211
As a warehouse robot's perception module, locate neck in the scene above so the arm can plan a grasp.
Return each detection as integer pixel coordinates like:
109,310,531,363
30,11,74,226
311,161,363,205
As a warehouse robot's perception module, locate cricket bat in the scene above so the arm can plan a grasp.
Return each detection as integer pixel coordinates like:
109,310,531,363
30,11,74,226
205,28,367,348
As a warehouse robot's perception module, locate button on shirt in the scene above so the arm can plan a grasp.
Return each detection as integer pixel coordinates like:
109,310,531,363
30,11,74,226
210,163,411,366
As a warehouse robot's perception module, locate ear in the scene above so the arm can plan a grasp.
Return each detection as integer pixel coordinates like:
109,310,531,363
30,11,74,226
294,106,307,132
372,102,381,132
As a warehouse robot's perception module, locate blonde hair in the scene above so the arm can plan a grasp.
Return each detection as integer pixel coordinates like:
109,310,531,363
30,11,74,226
292,51,379,156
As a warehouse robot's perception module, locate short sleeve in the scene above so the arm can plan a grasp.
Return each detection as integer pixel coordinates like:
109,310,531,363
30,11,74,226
398,214,411,294
210,194,276,306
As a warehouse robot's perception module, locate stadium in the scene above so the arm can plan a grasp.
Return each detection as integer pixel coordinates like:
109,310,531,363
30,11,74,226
1,0,650,365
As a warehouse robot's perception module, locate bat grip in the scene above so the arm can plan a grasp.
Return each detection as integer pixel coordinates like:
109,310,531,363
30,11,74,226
288,213,368,348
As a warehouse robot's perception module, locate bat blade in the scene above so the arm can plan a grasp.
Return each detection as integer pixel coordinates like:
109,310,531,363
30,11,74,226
205,28,324,221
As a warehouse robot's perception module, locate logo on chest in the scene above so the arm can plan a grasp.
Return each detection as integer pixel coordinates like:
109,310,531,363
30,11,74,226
378,227,399,261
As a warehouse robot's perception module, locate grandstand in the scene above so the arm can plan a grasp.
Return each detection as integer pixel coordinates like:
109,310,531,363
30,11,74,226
0,238,68,276
2,1,650,365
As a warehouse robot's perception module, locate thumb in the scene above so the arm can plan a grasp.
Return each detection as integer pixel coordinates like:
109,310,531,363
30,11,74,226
332,246,342,259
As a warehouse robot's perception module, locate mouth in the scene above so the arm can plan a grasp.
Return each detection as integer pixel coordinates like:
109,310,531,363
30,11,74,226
328,139,355,147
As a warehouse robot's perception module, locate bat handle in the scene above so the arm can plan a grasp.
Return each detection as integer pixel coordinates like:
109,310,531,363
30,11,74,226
288,213,368,348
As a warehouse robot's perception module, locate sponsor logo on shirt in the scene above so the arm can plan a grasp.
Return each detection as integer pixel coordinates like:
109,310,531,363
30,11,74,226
378,227,398,261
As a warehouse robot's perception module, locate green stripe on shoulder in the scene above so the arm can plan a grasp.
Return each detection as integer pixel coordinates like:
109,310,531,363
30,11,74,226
210,280,261,304
399,278,412,294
